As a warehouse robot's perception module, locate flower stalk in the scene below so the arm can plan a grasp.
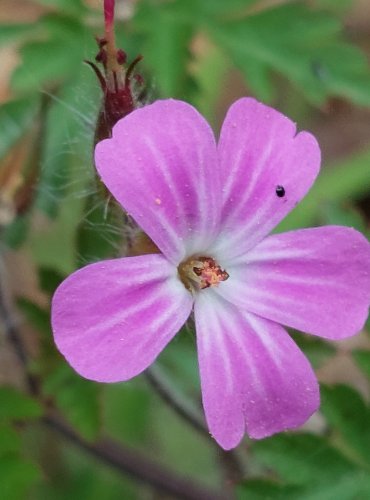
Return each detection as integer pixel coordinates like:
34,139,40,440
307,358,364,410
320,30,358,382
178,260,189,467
87,0,143,142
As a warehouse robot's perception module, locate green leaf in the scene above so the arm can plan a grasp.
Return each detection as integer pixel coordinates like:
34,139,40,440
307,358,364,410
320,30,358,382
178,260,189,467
28,183,87,273
0,388,42,421
76,194,123,266
0,24,38,47
17,298,51,338
252,433,370,499
253,433,356,485
150,378,216,484
0,96,40,160
37,267,65,295
12,41,79,92
238,479,301,499
195,0,258,17
321,385,370,466
240,474,370,500
193,45,231,127
353,350,370,379
32,447,136,499
277,148,370,231
312,0,352,17
238,56,275,102
43,365,101,440
290,332,335,368
0,456,40,500
103,383,151,445
11,16,91,92
2,214,30,249
32,0,87,16
134,1,195,98
0,424,21,456
208,3,370,105
159,332,200,395
33,69,97,219
318,201,368,233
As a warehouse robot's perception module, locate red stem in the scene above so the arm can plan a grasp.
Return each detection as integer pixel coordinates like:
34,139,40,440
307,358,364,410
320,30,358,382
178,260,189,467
104,0,115,34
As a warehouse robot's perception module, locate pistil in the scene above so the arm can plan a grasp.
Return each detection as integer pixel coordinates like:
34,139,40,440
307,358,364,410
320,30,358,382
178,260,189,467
179,256,229,292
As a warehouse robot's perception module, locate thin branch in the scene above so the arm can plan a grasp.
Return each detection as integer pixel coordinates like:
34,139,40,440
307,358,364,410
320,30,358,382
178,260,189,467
145,364,208,436
0,262,39,395
44,413,227,500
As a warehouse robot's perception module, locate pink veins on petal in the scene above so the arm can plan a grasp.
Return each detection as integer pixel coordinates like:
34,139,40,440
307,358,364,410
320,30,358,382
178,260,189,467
51,98,370,450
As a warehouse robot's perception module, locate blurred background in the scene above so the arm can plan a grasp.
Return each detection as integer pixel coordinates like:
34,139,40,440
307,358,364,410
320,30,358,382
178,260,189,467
0,1,370,498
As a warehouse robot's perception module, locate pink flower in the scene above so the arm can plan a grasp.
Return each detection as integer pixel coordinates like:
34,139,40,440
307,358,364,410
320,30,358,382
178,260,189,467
51,99,370,450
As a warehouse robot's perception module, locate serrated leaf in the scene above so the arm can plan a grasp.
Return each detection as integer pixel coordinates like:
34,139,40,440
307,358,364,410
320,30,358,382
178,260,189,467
320,384,370,466
12,40,81,92
0,388,42,421
43,365,101,440
11,16,91,92
238,56,275,102
134,1,195,98
0,456,40,500
277,148,370,231
208,3,370,106
0,96,40,160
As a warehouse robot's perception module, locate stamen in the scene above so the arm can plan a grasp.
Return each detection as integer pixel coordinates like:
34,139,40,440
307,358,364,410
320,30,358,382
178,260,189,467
179,256,229,292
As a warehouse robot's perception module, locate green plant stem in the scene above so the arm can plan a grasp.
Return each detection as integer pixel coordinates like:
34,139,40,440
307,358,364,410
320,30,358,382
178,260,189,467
145,364,245,487
145,365,207,435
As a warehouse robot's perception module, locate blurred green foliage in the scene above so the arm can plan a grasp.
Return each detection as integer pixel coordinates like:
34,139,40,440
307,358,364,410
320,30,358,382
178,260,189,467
0,0,370,498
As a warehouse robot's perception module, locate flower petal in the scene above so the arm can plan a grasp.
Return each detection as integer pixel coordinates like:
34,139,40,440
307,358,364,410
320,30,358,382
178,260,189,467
94,99,221,264
195,292,319,450
217,226,370,339
212,98,320,260
52,254,193,382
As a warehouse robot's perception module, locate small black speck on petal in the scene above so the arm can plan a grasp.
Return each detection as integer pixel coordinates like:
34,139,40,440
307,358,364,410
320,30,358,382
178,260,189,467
275,185,285,198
